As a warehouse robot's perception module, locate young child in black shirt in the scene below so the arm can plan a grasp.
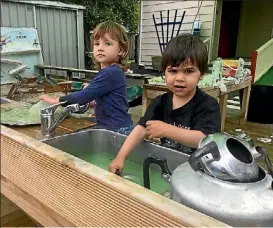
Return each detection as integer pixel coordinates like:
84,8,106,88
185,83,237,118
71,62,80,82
109,33,221,174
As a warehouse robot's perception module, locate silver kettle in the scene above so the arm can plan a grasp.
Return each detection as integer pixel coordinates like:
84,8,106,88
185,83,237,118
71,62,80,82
142,133,273,227
143,133,273,186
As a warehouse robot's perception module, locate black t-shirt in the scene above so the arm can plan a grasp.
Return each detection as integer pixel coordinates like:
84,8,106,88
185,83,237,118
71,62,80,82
138,87,221,153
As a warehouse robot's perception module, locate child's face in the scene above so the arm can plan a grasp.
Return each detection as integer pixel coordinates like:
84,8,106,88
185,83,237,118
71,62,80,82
165,60,203,98
93,33,124,68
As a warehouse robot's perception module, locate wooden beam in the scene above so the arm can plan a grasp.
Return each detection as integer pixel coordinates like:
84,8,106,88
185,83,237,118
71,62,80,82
1,176,75,227
34,64,152,80
219,93,228,132
35,64,98,74
239,85,251,125
251,50,258,84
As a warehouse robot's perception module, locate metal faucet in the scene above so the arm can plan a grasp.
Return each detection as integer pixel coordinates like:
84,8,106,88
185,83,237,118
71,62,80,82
40,101,89,137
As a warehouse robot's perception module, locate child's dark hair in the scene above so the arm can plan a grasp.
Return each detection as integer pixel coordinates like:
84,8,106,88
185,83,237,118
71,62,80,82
161,33,208,75
91,21,129,70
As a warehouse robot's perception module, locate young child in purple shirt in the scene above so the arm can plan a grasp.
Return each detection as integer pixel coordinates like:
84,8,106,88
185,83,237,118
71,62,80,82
40,21,133,134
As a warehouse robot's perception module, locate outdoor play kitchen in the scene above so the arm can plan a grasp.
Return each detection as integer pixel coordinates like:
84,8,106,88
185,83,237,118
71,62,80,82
1,0,273,227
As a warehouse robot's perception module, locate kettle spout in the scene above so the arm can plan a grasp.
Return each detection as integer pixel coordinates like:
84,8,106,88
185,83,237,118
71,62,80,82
236,133,263,161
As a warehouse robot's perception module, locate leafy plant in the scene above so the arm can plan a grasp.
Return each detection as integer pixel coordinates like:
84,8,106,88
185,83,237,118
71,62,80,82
57,0,140,33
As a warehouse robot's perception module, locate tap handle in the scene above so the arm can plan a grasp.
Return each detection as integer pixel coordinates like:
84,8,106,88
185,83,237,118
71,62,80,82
41,101,67,114
64,103,89,114
75,103,89,114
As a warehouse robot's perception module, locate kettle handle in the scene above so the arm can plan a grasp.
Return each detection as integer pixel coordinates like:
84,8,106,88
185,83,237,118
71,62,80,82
255,146,273,189
188,141,220,171
143,156,172,189
256,146,273,174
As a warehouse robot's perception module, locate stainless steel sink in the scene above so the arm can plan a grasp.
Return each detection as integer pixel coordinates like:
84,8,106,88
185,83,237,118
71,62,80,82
42,128,189,173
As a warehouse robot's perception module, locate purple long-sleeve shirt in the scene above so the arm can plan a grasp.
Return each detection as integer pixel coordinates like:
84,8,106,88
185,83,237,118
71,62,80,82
59,64,133,130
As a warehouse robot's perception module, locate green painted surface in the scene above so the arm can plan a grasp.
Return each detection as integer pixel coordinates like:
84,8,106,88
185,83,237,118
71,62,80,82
79,152,169,195
255,66,273,86
127,86,142,102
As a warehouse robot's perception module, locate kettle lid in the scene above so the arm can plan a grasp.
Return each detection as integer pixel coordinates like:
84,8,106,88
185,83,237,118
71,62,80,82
190,133,260,183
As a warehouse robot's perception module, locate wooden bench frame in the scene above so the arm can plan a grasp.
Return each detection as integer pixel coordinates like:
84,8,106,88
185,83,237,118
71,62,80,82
34,64,151,83
35,64,98,81
142,77,252,132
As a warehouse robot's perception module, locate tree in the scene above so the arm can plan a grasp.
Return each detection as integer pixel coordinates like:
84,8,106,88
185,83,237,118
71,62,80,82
57,0,140,33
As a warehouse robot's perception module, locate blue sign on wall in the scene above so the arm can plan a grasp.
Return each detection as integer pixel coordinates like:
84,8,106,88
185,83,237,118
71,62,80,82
1,27,44,84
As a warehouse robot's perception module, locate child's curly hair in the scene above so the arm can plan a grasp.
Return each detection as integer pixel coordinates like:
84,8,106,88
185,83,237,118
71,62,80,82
91,21,129,71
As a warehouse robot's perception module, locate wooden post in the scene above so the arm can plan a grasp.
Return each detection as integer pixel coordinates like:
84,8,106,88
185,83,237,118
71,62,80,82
39,68,45,77
219,93,228,132
67,71,73,81
239,85,251,125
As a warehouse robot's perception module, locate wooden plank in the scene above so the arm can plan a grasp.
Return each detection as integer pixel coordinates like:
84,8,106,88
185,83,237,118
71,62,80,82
239,85,251,125
224,77,252,126
35,64,98,74
143,84,168,91
144,84,221,98
251,50,258,83
142,83,221,114
219,93,228,132
44,81,73,93
1,177,75,227
146,89,166,99
221,77,252,94
6,83,20,99
1,49,40,56
35,64,152,81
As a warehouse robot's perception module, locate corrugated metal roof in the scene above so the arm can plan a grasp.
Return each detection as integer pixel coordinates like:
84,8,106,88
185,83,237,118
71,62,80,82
4,0,86,10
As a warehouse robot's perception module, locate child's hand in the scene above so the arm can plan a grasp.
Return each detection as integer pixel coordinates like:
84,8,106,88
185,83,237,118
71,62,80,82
82,83,89,89
90,100,95,107
109,157,125,174
145,120,169,139
39,95,59,105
